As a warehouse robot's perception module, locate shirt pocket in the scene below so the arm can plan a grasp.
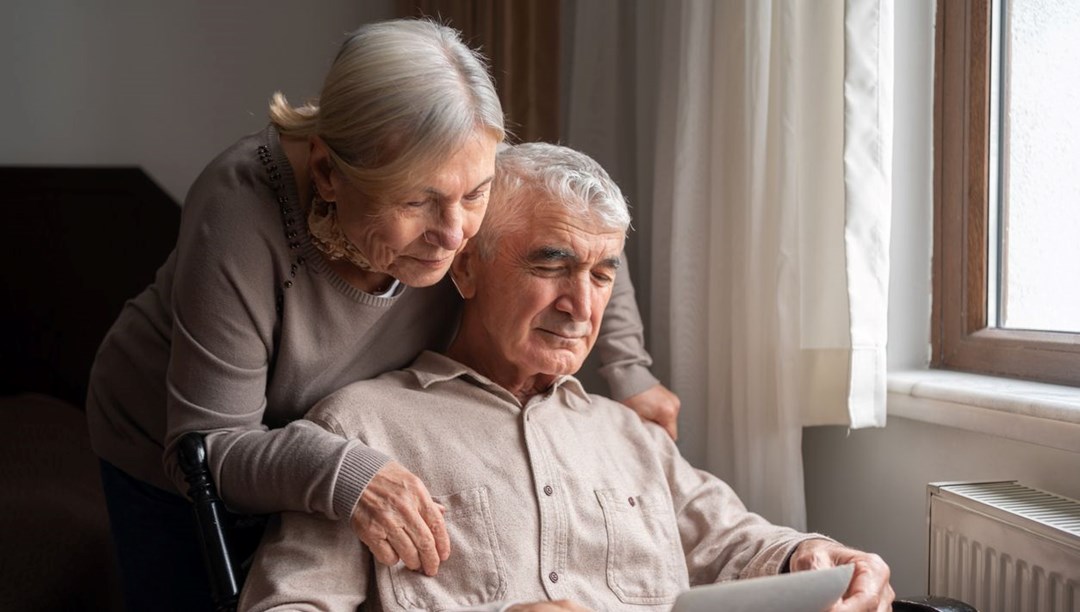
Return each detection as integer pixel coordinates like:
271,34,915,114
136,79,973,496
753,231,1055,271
595,488,685,605
389,486,506,611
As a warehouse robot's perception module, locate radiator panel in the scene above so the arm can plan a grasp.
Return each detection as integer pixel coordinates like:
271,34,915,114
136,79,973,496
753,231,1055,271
928,481,1080,612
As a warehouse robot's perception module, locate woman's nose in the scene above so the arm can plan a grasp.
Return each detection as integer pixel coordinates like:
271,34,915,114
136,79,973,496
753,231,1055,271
424,206,464,250
424,227,463,250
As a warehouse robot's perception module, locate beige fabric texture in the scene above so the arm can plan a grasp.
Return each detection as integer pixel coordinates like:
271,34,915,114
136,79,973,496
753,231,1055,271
240,352,818,612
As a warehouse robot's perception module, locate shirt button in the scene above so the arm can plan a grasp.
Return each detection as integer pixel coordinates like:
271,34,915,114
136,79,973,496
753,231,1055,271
549,571,559,583
543,485,554,496
628,497,636,507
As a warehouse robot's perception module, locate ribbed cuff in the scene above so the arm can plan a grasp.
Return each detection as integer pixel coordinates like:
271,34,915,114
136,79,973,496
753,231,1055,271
332,443,392,520
599,363,660,401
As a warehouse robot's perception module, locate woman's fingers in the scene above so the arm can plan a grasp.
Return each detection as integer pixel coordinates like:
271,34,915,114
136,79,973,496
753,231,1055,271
421,500,451,561
351,461,450,576
385,524,423,573
367,537,400,568
400,505,441,575
620,383,681,440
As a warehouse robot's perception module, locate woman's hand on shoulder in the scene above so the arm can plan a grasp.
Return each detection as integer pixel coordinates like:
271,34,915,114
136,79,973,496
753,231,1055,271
351,461,450,576
620,383,681,440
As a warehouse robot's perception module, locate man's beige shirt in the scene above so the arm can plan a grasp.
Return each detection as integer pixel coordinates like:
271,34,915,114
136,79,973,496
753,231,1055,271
240,352,818,611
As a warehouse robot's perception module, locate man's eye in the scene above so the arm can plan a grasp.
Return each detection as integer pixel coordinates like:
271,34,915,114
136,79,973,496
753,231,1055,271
405,199,429,208
463,190,487,202
592,272,614,284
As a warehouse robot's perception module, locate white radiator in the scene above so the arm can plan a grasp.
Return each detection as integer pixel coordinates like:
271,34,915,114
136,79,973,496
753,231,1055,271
927,481,1080,612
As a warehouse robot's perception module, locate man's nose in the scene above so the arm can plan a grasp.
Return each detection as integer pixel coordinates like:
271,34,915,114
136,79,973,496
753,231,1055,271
424,205,464,251
555,276,592,322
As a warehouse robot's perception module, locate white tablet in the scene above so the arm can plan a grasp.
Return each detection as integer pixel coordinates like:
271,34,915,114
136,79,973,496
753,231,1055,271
671,564,854,612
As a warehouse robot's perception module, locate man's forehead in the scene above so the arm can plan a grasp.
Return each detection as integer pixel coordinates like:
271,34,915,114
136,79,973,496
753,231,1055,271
507,201,625,258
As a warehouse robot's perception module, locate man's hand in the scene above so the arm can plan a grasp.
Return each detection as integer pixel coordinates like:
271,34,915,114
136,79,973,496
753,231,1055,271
788,539,894,612
351,461,450,577
506,600,593,612
620,383,681,440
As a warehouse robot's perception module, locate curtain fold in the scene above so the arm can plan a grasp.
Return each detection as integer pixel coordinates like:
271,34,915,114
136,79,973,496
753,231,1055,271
644,0,894,529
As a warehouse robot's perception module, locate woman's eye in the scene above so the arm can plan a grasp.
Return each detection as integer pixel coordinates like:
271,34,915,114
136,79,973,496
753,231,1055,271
405,199,429,208
463,190,487,202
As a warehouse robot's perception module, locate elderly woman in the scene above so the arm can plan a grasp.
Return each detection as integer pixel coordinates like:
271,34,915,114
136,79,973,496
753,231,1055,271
86,19,677,611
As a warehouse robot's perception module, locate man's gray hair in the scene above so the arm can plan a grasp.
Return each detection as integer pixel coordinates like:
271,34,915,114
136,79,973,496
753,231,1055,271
474,143,631,260
268,19,505,201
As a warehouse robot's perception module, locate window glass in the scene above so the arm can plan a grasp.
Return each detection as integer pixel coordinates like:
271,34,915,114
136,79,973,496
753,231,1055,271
994,0,1080,333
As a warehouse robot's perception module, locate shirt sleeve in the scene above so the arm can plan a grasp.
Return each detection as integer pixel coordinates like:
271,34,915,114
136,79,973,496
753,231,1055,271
160,171,387,518
595,252,660,400
649,427,824,583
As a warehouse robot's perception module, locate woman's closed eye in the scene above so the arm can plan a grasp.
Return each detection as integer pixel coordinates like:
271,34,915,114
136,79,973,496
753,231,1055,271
463,188,487,203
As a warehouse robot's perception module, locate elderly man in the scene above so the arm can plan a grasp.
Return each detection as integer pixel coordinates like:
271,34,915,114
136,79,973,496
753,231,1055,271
240,143,894,612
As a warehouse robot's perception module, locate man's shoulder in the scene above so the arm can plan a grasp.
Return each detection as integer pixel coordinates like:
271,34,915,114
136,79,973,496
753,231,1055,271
305,369,419,429
583,392,674,447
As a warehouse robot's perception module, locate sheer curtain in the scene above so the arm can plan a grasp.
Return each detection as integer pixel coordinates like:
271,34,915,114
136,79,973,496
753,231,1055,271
567,0,893,530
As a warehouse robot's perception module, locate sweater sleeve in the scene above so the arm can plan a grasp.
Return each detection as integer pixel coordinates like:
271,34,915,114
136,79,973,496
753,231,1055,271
595,253,660,400
160,166,387,518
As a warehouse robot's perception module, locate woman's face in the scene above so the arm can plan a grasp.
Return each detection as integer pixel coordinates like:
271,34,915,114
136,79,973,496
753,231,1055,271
331,131,499,287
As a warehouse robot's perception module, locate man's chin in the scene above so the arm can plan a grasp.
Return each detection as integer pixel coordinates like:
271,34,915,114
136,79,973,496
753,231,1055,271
535,352,587,378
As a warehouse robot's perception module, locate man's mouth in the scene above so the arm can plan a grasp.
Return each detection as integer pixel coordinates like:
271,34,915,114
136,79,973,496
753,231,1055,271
537,328,588,341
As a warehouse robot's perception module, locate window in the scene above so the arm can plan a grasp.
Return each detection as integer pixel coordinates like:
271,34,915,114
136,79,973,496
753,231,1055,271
933,0,1080,386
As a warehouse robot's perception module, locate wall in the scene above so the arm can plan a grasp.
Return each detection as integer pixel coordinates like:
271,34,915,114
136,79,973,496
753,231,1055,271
0,0,394,203
802,0,1080,597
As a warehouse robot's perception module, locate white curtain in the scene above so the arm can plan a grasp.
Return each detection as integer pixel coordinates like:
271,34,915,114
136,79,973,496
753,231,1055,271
566,0,893,530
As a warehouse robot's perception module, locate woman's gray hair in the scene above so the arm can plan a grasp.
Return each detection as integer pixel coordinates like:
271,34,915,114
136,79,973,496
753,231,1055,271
474,142,631,260
269,19,505,201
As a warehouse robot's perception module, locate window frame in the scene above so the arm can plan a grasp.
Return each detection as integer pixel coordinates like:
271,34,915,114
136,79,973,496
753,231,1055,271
933,0,1080,387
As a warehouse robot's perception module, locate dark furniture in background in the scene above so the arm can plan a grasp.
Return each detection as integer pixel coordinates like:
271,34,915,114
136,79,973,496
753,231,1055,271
0,167,180,611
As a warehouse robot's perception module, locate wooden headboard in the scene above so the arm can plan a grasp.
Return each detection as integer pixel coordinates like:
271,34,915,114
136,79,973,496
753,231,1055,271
0,167,180,407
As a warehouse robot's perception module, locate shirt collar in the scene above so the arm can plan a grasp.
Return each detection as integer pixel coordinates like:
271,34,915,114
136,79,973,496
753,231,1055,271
406,351,593,407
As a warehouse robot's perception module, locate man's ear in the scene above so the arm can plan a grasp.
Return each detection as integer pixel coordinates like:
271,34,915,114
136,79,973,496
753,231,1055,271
450,245,479,299
308,136,337,201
